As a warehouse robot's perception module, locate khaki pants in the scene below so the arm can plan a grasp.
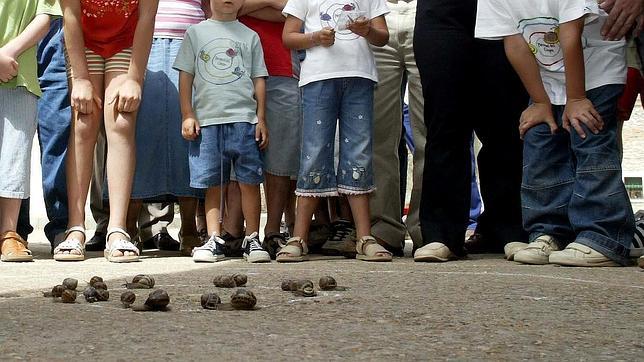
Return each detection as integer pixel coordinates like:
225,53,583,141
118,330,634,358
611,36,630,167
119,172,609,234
369,0,425,248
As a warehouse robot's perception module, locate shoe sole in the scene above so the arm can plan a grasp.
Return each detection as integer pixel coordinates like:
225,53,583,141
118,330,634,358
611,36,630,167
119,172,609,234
513,253,550,265
193,256,226,263
549,257,619,267
413,255,454,262
53,254,85,262
1,255,33,262
244,254,271,263
639,258,644,268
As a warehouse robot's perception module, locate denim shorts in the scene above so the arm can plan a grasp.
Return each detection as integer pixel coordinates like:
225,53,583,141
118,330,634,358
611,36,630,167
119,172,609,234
189,122,264,188
297,77,375,196
263,76,301,177
0,87,38,199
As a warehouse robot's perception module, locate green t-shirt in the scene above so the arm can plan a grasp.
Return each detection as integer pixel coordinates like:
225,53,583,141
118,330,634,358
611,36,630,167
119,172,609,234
173,19,268,127
0,0,62,97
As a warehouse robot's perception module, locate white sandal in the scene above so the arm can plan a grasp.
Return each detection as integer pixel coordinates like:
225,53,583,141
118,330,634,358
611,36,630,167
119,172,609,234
53,226,86,262
104,227,140,263
276,237,309,263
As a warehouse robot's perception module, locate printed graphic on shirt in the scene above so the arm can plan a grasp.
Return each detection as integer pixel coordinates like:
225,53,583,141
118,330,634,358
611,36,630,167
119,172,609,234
197,38,247,85
518,17,564,71
81,0,138,18
319,1,361,41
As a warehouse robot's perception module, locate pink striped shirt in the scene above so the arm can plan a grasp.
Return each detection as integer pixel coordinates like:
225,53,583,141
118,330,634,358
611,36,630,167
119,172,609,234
154,0,206,39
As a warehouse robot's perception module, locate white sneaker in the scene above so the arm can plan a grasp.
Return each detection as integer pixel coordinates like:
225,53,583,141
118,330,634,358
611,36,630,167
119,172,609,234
504,242,529,261
413,242,458,262
192,234,226,263
513,235,559,265
549,242,619,267
242,232,270,263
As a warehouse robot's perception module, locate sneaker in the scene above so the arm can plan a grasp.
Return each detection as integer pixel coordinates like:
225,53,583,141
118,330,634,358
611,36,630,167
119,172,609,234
220,231,244,257
549,242,619,267
413,242,458,262
85,231,106,251
192,234,226,263
504,242,529,261
321,220,357,257
631,216,644,257
242,232,270,263
263,232,287,260
513,235,559,265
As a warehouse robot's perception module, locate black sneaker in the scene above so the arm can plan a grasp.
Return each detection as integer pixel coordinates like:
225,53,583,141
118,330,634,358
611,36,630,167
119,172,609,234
220,231,244,257
262,233,287,260
242,232,270,263
85,231,106,251
142,232,180,251
321,220,357,257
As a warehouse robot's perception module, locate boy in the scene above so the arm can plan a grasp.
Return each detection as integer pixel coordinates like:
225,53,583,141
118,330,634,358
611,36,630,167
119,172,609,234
174,0,271,263
476,0,634,266
0,0,61,262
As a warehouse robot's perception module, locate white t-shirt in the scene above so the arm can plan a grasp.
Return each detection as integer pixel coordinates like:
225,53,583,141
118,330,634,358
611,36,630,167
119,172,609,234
283,0,389,87
475,0,626,105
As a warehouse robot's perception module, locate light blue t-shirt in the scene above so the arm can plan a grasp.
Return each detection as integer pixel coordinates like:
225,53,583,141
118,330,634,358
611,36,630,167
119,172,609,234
173,19,268,126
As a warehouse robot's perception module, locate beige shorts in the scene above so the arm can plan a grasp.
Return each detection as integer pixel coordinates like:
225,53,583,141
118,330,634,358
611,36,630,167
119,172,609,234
66,48,132,78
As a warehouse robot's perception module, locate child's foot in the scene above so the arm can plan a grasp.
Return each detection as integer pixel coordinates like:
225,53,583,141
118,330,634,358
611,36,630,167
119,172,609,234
549,242,619,267
105,227,140,263
192,234,226,263
513,235,559,265
242,232,270,263
53,226,86,261
276,237,309,263
639,255,644,269
356,236,393,262
263,232,287,260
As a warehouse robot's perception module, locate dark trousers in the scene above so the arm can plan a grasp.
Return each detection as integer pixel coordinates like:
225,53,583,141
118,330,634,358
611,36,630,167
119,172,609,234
414,0,527,255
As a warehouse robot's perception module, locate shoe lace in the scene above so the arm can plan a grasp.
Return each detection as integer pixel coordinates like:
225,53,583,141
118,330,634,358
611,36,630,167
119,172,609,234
202,235,224,250
242,237,264,252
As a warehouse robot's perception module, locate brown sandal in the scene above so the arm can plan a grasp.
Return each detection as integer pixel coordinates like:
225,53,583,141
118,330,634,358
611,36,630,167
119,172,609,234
0,231,33,262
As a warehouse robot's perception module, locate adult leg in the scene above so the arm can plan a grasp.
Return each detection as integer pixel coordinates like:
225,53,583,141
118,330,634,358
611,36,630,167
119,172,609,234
138,202,178,250
16,199,33,241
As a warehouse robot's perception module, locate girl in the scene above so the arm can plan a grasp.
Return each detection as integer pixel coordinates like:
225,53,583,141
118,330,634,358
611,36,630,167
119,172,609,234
55,0,158,262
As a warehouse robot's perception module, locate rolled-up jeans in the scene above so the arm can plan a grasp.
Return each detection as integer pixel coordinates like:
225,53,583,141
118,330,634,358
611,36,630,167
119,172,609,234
522,84,634,265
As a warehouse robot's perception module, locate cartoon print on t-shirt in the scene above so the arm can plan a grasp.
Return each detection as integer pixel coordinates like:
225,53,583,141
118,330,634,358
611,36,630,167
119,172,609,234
319,0,361,40
197,38,246,85
518,17,564,71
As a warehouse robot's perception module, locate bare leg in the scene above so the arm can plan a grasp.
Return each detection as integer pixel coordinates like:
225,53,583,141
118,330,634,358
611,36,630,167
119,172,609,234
223,181,244,236
292,196,320,242
204,186,223,236
238,183,261,235
196,199,206,235
103,72,139,257
337,196,353,222
0,198,22,234
346,194,371,239
284,180,297,234
179,197,199,237
264,173,290,235
315,198,331,225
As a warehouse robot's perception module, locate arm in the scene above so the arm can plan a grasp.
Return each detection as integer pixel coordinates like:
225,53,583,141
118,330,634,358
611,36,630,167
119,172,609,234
600,0,644,40
179,71,200,140
245,8,286,22
0,13,51,82
559,18,603,138
61,0,101,115
253,77,268,149
111,0,159,113
503,34,557,138
282,15,335,50
347,14,389,47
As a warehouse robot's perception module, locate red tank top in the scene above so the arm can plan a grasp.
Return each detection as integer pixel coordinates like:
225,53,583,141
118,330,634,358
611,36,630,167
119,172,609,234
81,0,139,58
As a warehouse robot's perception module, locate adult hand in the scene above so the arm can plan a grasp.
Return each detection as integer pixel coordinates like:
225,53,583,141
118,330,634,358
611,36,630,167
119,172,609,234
71,78,102,115
109,78,142,113
562,98,603,139
182,115,201,141
0,48,19,83
600,0,644,40
518,102,557,139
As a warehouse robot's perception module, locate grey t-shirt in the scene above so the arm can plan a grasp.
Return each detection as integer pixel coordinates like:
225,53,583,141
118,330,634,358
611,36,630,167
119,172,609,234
173,19,268,126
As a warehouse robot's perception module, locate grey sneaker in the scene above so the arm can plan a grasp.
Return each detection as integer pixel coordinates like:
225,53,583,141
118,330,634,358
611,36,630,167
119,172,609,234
321,220,356,257
192,234,226,263
504,242,529,261
242,232,270,263
513,235,559,265
549,242,619,267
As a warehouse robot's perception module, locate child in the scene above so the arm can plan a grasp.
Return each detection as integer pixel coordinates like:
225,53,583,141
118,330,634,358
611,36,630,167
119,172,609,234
279,0,392,262
174,0,271,263
476,0,635,266
57,0,158,262
0,0,61,262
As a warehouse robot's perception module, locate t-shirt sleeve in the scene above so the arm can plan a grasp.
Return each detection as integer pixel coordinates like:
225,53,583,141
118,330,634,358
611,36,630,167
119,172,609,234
474,0,518,40
250,34,268,78
283,0,306,21
369,0,389,20
173,28,196,75
558,0,599,24
36,0,62,17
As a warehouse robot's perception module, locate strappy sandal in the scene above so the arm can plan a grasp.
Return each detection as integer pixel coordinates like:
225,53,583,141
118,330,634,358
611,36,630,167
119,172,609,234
276,237,309,263
104,227,140,263
0,231,33,262
53,226,86,261
356,236,393,262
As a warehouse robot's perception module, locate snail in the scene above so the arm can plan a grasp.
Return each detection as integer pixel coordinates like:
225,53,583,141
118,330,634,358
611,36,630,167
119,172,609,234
89,276,103,288
318,276,337,291
281,279,316,297
200,293,221,310
43,285,65,298
83,287,99,303
230,289,257,310
213,275,237,288
93,281,108,290
124,274,155,289
96,288,109,302
232,274,247,287
144,289,170,310
120,291,136,307
61,289,77,303
62,278,78,291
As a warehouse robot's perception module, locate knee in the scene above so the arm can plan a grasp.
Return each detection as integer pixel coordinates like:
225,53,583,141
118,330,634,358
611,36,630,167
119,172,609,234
107,114,136,138
73,116,99,143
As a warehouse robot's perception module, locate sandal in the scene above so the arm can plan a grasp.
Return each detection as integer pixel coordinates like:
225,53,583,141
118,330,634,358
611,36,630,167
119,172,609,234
276,237,309,263
356,236,393,262
0,231,33,262
104,227,140,263
53,226,86,261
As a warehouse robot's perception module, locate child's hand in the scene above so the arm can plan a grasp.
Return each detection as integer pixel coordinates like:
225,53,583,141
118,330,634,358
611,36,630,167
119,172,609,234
0,49,19,83
109,78,142,113
255,120,268,150
347,17,371,37
314,28,335,47
71,78,102,115
182,115,201,141
519,102,557,139
562,98,603,139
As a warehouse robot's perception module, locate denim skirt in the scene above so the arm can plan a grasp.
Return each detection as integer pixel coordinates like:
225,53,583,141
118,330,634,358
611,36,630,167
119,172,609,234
132,38,202,200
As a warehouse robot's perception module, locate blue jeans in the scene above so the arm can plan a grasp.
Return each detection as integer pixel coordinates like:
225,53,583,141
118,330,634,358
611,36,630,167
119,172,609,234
298,77,375,196
522,84,634,265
